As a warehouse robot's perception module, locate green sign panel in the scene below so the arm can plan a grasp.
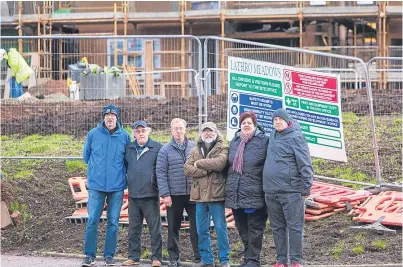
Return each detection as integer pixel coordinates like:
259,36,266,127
300,99,339,116
300,122,341,138
230,73,282,97
285,96,299,108
303,133,342,149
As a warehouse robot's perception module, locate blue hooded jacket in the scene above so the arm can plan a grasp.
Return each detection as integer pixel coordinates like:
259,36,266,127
83,119,131,192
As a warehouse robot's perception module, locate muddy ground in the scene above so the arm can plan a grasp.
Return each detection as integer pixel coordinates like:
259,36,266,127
0,160,402,265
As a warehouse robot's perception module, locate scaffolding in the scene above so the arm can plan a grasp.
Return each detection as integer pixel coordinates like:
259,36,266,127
7,0,401,94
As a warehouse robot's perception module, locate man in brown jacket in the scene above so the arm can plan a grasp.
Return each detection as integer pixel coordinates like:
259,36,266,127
184,122,230,267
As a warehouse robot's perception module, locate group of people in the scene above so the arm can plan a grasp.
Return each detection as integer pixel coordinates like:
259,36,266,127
81,104,313,267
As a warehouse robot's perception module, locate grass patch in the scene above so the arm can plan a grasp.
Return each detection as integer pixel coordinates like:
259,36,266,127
66,160,87,174
13,170,34,181
354,232,366,242
22,134,42,142
162,249,169,258
371,240,387,250
352,246,364,255
332,242,345,259
141,248,152,259
9,200,31,224
342,112,358,124
0,135,9,141
1,134,84,157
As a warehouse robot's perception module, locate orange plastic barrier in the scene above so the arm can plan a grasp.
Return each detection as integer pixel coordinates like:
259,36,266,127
304,182,372,222
68,177,88,201
352,191,402,226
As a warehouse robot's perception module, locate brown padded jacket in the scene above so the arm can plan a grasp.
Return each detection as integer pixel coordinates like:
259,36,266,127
184,135,229,202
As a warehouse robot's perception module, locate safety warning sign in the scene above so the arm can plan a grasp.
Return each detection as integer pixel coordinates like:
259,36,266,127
227,56,347,162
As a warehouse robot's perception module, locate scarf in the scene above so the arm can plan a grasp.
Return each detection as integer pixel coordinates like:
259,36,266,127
232,132,254,174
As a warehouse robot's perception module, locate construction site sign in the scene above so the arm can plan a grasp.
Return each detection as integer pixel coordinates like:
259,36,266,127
227,56,347,162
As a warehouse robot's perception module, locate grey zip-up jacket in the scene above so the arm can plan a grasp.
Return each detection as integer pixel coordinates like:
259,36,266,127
156,138,195,197
124,138,163,198
263,120,313,194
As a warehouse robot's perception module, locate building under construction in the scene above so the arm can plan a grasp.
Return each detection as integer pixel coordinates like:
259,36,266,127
0,1,402,96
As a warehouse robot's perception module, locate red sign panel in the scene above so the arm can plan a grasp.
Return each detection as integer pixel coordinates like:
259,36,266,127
284,69,338,103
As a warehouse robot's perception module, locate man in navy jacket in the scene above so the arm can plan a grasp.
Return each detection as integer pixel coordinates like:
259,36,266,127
82,104,131,267
122,120,163,267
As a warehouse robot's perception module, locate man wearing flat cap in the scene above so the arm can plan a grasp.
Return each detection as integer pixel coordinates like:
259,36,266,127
184,122,230,267
263,108,313,267
122,121,163,267
82,104,131,266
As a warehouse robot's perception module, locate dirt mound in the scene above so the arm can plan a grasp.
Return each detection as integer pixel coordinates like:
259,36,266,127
0,96,203,137
1,88,401,137
0,180,15,206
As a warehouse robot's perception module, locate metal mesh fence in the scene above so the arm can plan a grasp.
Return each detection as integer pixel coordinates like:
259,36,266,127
0,35,202,157
203,37,381,185
367,57,403,184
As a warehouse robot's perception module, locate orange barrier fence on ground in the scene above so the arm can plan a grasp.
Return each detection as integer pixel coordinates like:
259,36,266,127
66,177,236,229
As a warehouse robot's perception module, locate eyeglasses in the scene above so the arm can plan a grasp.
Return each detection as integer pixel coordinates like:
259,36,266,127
104,109,117,115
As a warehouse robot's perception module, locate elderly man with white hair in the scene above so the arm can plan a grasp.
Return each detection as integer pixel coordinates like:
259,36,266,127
184,122,230,267
157,118,201,267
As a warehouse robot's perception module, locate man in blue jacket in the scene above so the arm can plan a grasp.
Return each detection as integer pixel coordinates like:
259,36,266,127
156,118,201,267
122,120,163,267
263,108,313,267
82,104,131,267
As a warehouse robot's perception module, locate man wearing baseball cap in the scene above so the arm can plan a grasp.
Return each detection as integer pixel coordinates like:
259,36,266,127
122,120,163,267
263,108,313,267
184,122,230,267
82,104,131,266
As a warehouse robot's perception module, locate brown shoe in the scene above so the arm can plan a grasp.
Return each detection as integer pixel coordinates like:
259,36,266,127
152,260,162,267
122,259,140,266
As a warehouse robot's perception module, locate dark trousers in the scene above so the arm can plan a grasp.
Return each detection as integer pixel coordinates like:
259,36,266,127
128,197,162,261
265,193,305,265
232,208,268,265
167,195,200,262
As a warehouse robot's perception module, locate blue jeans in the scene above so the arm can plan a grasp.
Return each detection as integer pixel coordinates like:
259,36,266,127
84,189,124,259
196,202,230,264
265,193,305,265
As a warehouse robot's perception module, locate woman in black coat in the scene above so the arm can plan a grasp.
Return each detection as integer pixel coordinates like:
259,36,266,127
226,111,269,267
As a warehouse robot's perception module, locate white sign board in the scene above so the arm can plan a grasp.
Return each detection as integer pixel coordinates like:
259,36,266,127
227,56,347,162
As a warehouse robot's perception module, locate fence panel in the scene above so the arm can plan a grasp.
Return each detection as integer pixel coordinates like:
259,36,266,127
0,35,202,158
203,37,381,186
367,57,403,185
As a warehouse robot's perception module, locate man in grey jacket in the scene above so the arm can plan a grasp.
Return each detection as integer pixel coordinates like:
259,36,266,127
156,118,201,267
123,121,163,267
263,108,313,267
